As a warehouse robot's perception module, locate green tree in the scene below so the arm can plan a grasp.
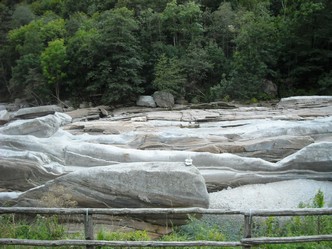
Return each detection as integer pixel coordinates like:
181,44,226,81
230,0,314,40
66,16,99,103
137,8,164,92
206,2,236,58
89,7,144,104
29,0,65,16
277,0,332,95
11,3,35,28
0,2,15,99
116,0,169,13
182,43,214,100
218,3,283,100
153,54,186,97
161,0,203,47
40,38,68,102
7,14,66,102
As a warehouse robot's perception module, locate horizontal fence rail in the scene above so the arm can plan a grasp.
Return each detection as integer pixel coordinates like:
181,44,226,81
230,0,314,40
0,207,331,248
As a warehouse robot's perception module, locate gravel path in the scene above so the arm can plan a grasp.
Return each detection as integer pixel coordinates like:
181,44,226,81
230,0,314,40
209,179,332,210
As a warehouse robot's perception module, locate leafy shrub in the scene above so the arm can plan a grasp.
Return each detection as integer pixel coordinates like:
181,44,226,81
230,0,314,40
254,190,332,249
162,215,225,242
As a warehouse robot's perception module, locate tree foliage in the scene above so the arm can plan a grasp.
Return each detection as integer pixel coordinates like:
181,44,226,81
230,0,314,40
40,38,68,101
0,0,331,105
153,54,186,96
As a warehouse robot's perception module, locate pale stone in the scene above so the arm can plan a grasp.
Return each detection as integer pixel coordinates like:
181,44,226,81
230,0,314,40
136,95,156,108
0,110,11,125
0,113,71,138
14,105,62,119
278,96,332,109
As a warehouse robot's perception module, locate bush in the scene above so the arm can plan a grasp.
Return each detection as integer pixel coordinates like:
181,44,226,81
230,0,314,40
254,190,332,249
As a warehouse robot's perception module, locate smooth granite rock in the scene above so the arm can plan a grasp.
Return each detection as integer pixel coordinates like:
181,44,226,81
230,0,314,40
14,162,209,225
0,113,72,138
0,158,62,191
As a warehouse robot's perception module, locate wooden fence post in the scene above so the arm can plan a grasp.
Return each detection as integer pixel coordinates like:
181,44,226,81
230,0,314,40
243,213,252,249
84,210,94,249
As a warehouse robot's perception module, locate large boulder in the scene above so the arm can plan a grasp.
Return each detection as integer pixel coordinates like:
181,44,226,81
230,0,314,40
0,110,11,125
14,105,63,119
0,113,72,138
261,80,278,98
14,162,209,224
136,95,156,108
153,91,174,108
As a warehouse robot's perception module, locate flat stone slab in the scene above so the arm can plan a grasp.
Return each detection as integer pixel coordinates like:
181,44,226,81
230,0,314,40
277,96,332,109
14,105,63,119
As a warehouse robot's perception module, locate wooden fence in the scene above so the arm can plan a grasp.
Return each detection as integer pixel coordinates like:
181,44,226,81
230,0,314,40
0,207,332,248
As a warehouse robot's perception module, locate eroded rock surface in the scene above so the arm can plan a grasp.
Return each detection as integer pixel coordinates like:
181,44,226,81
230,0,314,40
0,96,331,211
0,113,72,137
14,162,209,225
0,158,62,191
14,105,63,119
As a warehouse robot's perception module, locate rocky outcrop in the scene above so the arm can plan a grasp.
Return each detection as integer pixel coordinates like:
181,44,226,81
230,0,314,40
153,91,175,108
0,158,62,191
1,128,331,192
0,113,72,138
0,96,331,213
65,106,111,122
277,95,332,109
276,142,332,169
64,116,331,162
14,105,63,119
14,162,209,224
0,110,11,125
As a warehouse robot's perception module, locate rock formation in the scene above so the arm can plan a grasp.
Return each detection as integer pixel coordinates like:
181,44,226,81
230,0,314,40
14,162,209,225
0,96,331,215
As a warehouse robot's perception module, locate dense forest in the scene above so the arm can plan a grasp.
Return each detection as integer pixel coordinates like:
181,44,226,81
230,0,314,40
0,0,331,106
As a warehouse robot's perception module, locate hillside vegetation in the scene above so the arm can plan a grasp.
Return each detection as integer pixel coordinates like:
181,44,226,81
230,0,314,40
0,0,331,105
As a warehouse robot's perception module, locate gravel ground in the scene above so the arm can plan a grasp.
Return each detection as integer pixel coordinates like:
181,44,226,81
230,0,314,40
209,179,332,210
205,179,332,240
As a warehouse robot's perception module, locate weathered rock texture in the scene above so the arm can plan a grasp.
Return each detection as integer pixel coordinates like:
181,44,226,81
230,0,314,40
14,162,209,225
0,96,331,212
14,105,63,119
0,158,62,191
0,113,71,137
153,91,175,108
